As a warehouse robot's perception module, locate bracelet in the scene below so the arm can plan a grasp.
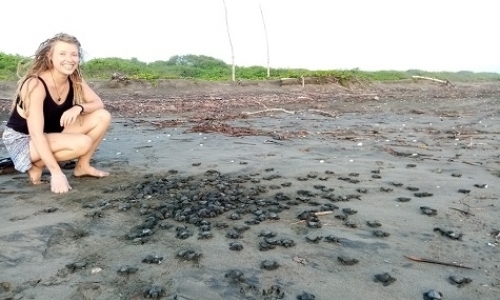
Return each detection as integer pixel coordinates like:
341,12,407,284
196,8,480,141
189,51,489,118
74,104,84,114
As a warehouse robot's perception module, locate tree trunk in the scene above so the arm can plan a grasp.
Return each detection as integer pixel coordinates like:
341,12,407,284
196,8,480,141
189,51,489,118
222,0,236,82
260,4,270,78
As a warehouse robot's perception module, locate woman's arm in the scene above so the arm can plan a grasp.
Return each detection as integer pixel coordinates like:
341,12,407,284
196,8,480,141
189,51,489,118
78,79,104,113
23,77,63,175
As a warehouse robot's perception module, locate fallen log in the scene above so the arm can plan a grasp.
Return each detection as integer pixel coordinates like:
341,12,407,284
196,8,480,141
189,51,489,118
412,75,453,86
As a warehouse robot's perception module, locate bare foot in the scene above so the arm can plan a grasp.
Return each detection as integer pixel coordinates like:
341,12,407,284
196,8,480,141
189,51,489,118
73,165,110,178
27,163,45,185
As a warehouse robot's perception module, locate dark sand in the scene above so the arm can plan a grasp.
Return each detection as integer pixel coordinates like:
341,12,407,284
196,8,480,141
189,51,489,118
0,79,499,299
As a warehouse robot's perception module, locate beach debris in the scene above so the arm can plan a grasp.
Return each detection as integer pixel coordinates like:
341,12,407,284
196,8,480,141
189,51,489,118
407,186,419,191
434,227,463,240
260,260,280,270
293,256,308,265
373,273,397,286
420,206,438,216
423,289,443,300
338,256,359,266
404,255,472,269
297,291,316,300
143,285,165,299
449,276,472,288
291,210,333,226
449,207,474,216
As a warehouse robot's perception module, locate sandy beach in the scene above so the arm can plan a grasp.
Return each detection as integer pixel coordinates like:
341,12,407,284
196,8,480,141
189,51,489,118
1,79,499,300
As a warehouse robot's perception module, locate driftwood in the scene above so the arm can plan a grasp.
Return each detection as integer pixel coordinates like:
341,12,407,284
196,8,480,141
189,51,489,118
412,75,453,86
404,255,473,269
241,108,295,116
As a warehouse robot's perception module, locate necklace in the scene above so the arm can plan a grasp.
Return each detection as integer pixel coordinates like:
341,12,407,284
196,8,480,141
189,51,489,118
50,72,65,102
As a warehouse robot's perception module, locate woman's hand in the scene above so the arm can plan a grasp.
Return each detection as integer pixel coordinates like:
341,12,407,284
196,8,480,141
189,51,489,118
60,105,82,127
50,174,72,194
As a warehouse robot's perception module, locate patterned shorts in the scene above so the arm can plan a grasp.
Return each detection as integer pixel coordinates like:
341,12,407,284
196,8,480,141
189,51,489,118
2,126,32,173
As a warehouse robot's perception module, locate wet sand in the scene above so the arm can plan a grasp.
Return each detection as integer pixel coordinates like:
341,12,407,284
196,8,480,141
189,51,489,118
1,80,500,299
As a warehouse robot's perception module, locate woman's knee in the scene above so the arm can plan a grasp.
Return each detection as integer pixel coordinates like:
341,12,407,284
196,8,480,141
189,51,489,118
74,134,93,154
92,108,112,125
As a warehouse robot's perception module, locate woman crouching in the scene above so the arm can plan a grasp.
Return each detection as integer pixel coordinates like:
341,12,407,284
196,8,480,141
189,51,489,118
2,32,111,194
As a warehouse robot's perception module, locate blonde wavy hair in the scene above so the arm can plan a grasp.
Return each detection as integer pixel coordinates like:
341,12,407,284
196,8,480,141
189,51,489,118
12,33,85,117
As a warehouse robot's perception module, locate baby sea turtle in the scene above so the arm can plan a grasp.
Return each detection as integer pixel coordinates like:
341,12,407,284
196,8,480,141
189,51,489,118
373,230,390,238
458,188,470,194
279,238,296,248
451,173,462,178
338,256,359,266
305,235,323,244
142,255,163,264
226,230,241,239
198,231,213,239
342,208,357,215
229,242,244,251
143,285,164,299
117,265,138,275
366,220,382,228
474,183,487,188
343,220,358,228
176,249,202,261
407,186,419,191
434,227,463,240
414,192,433,198
423,289,442,300
396,197,411,202
225,269,245,283
260,260,280,271
65,261,87,272
324,235,341,243
420,206,437,216
259,241,276,251
449,276,472,287
262,285,285,299
259,230,278,238
373,272,397,286
281,182,292,187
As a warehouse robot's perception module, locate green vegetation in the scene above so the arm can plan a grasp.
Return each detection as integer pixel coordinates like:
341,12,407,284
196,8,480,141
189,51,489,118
1,52,499,83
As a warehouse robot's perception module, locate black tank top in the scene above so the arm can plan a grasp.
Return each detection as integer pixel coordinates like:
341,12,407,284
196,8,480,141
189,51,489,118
6,76,74,134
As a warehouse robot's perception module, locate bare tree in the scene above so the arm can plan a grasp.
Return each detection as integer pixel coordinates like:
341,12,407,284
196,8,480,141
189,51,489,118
222,0,235,82
260,4,270,78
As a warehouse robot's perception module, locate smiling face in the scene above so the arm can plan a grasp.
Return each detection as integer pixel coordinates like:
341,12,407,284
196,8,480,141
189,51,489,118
49,41,80,76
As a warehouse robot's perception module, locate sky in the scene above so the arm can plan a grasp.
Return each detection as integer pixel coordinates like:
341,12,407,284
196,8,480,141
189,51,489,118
1,0,499,72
